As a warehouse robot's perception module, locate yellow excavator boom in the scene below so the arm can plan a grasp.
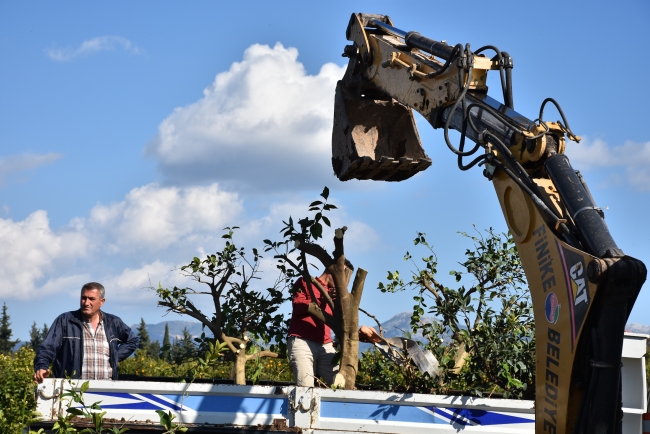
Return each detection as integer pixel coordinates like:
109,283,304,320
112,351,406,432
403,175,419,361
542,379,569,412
332,13,646,434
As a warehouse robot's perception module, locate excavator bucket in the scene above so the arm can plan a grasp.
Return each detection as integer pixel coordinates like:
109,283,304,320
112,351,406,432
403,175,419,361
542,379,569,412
331,81,431,181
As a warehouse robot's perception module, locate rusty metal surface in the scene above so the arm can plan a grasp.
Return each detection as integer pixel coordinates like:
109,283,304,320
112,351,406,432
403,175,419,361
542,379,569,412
332,82,431,182
29,419,302,434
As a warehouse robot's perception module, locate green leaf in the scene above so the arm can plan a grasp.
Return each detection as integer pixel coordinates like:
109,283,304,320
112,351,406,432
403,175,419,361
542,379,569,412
66,407,84,416
80,380,90,393
310,222,323,239
320,186,330,199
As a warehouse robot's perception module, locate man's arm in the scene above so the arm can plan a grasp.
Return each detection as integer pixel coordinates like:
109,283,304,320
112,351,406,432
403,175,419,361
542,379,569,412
33,316,63,383
115,319,139,362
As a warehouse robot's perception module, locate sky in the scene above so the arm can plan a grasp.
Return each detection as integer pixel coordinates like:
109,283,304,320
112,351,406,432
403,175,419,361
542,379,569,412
1,1,649,342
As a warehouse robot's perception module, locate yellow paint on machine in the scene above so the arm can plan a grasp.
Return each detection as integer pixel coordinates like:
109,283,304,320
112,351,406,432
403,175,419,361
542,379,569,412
493,171,599,434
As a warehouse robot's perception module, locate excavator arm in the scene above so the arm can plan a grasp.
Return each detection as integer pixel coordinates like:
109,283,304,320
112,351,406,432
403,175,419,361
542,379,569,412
332,13,646,434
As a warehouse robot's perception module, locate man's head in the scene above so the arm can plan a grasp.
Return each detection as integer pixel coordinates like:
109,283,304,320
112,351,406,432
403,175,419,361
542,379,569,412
80,282,105,319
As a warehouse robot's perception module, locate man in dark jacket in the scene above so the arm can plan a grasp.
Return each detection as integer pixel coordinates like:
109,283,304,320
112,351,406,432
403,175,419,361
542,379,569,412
33,282,139,382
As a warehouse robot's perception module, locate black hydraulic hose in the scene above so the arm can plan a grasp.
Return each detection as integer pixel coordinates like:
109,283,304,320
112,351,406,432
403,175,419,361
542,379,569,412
475,45,507,103
459,152,488,171
539,97,579,141
489,156,579,246
465,102,524,136
457,116,487,171
544,154,622,258
427,44,462,79
502,51,514,109
480,130,583,246
443,45,478,156
464,106,530,185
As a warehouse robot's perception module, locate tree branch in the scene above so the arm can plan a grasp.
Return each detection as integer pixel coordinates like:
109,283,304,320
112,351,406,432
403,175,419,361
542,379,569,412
275,255,303,275
350,268,367,306
295,240,332,269
311,277,334,310
307,303,336,330
359,307,384,338
246,351,279,361
158,301,217,337
421,278,443,303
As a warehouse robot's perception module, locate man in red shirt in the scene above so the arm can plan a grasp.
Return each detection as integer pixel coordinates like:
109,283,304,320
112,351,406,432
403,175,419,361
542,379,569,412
287,260,352,387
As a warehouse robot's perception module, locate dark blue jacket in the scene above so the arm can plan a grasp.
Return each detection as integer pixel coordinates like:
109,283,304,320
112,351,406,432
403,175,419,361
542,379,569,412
34,309,139,380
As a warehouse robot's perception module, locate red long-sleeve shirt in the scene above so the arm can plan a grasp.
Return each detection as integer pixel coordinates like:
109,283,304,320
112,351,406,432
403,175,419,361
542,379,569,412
287,277,334,344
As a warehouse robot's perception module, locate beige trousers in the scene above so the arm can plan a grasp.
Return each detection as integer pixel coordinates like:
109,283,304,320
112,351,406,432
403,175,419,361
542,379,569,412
287,336,339,387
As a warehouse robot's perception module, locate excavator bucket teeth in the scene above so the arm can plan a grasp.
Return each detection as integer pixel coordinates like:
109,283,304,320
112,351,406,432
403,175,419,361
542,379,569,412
331,81,431,182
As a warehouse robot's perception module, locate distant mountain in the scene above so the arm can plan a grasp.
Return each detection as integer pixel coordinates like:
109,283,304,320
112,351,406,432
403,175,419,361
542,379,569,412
133,317,648,349
378,311,435,340
360,311,435,352
626,323,650,335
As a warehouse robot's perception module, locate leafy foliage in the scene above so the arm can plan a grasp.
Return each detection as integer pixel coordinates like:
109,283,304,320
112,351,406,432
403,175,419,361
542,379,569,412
379,228,535,399
38,378,130,433
155,228,290,384
0,347,40,432
119,344,292,382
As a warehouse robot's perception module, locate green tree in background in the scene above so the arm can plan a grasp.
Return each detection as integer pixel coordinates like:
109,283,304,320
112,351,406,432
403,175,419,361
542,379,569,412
29,321,49,351
137,318,150,350
136,318,161,359
171,328,197,364
160,323,171,362
0,303,19,354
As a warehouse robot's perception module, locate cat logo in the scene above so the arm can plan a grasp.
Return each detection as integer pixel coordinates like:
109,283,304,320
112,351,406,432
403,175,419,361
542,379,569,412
570,261,589,306
556,242,591,349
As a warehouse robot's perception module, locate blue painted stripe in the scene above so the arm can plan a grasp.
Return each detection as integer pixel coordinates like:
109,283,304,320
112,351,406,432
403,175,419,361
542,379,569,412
157,394,286,415
320,401,447,424
141,393,185,412
432,407,469,426
321,401,532,427
100,402,163,410
434,407,533,426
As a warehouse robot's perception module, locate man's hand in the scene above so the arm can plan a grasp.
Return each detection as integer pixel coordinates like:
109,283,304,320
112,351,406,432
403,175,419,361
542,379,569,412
359,325,381,343
33,368,50,384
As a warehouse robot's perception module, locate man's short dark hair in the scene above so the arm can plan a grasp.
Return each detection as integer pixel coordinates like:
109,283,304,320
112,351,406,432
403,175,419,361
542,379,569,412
82,282,105,299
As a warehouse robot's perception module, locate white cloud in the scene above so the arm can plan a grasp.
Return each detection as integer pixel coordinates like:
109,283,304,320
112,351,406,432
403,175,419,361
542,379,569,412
145,43,346,191
87,183,243,251
565,138,650,191
0,183,241,300
0,181,380,305
0,153,61,186
102,260,192,306
0,211,88,299
46,36,142,62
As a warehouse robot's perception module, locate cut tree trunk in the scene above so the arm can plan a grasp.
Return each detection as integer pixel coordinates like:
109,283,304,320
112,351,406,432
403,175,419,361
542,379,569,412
332,268,367,389
234,348,247,385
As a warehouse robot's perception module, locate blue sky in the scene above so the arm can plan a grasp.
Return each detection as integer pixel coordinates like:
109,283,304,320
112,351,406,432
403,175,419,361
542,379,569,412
1,1,649,341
